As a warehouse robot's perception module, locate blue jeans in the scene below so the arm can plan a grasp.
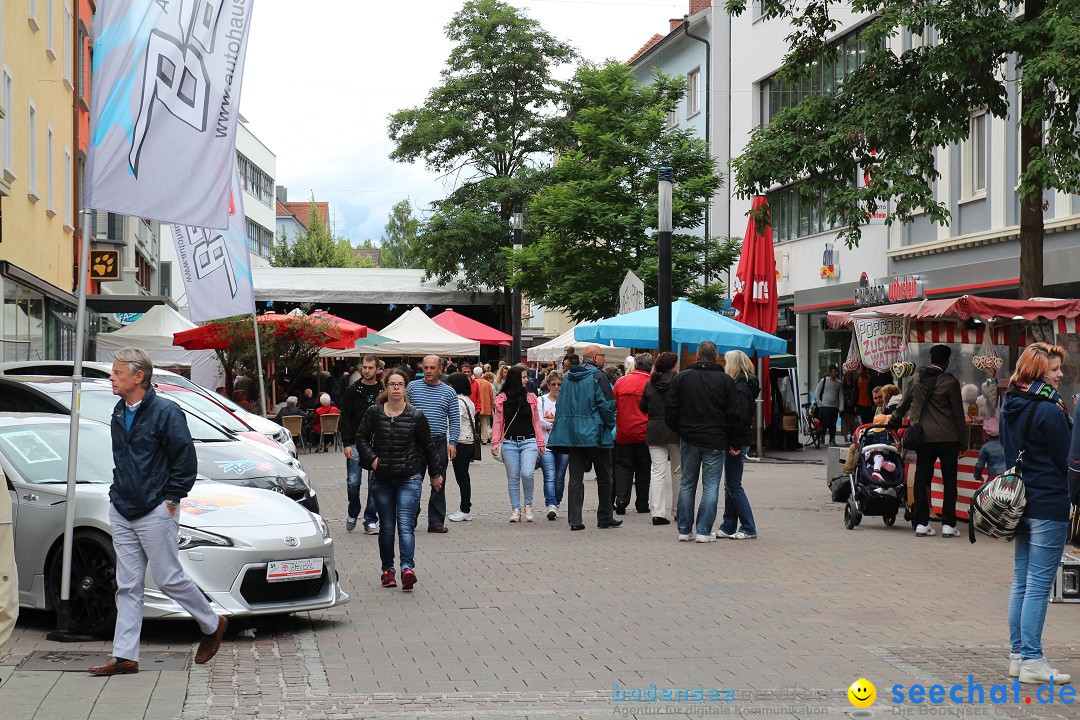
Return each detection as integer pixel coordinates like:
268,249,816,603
346,445,378,523
369,473,423,571
501,437,537,510
719,445,756,536
540,449,569,507
677,441,724,536
1009,517,1068,659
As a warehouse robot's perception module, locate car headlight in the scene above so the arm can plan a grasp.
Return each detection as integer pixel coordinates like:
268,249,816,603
317,516,331,542
276,427,292,444
178,526,233,549
280,474,308,493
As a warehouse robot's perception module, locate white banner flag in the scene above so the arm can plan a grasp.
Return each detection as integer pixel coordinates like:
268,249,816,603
86,0,255,229
171,168,255,321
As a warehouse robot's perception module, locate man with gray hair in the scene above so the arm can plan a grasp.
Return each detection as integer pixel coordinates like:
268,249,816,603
612,352,655,514
88,348,226,676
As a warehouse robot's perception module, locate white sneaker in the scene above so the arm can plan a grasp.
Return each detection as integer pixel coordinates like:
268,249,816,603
509,509,520,523
694,534,715,543
716,529,737,539
941,524,959,537
1019,658,1072,685
363,523,379,535
915,524,936,537
546,505,558,521
1009,653,1022,678
524,505,534,522
447,511,472,522
678,534,692,542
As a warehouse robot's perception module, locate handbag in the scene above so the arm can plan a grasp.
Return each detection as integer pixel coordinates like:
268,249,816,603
968,402,1037,543
460,398,482,462
902,373,942,452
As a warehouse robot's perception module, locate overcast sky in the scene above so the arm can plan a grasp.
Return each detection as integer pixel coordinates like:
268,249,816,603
239,0,687,243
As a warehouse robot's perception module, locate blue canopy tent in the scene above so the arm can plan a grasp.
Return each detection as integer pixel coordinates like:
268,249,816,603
573,299,788,356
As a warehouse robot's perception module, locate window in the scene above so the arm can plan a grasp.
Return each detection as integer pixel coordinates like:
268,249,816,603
667,109,677,128
965,111,987,196
46,125,55,214
686,68,701,117
767,182,846,243
135,251,153,293
3,69,13,182
246,219,273,257
29,0,40,31
236,152,273,207
76,24,89,104
63,148,72,230
28,101,39,201
159,261,172,298
46,0,56,58
63,7,73,89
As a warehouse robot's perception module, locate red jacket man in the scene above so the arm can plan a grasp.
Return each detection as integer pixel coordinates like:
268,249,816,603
611,354,654,514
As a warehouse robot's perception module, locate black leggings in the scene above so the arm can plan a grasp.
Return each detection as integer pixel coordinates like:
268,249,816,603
451,442,474,513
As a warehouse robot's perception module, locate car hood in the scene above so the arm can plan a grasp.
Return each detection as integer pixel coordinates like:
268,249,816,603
179,482,319,530
195,443,297,482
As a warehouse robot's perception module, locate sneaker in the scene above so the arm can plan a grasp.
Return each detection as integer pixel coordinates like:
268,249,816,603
915,524,936,537
380,569,396,588
881,460,896,472
401,568,417,591
1009,653,1022,678
345,518,357,532
871,471,885,484
363,523,379,535
524,505,534,522
941,524,959,537
447,511,472,522
1019,658,1072,685
509,509,520,523
678,534,692,542
546,505,557,521
694,534,715,543
716,529,737,539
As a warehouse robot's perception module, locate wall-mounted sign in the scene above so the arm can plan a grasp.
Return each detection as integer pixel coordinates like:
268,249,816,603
114,312,143,325
820,242,839,279
89,249,121,281
854,272,924,308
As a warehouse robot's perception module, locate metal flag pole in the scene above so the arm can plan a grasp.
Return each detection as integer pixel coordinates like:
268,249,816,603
755,355,765,461
251,313,268,416
48,207,95,641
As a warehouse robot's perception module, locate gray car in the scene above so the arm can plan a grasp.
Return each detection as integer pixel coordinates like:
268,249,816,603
3,415,348,637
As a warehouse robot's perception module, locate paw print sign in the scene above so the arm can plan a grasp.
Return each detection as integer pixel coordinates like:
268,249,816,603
89,249,121,281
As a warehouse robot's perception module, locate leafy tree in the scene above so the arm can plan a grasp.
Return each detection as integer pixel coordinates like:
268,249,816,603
725,0,1080,298
378,199,423,269
387,0,576,323
271,199,368,268
510,62,735,322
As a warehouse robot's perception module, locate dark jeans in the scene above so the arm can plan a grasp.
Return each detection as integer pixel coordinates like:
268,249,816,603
567,446,614,527
913,441,960,526
613,441,651,512
719,445,756,535
369,473,422,571
346,444,377,523
858,404,875,426
450,442,474,513
414,434,449,528
818,406,839,443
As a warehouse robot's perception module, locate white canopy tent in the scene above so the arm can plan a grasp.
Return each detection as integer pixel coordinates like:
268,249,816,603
95,304,220,388
526,326,631,363
321,307,480,358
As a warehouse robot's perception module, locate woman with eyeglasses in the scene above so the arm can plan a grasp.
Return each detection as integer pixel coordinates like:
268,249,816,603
538,370,570,520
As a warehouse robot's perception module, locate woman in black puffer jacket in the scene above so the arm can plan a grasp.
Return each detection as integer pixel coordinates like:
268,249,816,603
639,351,680,525
717,350,759,540
356,368,443,591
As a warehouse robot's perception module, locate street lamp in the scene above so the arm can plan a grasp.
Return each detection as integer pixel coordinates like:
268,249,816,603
658,168,673,353
511,205,523,365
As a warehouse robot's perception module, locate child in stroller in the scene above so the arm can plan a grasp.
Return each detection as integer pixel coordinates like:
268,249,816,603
831,423,907,529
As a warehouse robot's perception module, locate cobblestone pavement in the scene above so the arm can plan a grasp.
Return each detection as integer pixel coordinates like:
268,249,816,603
3,446,1079,719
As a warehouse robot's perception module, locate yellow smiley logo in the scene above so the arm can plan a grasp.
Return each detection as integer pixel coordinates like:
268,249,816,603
848,678,876,708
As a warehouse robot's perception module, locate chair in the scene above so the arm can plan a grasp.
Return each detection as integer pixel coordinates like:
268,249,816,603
281,414,309,454
318,413,342,452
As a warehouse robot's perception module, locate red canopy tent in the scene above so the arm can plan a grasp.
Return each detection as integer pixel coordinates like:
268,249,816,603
173,311,367,351
829,296,1080,327
432,309,511,346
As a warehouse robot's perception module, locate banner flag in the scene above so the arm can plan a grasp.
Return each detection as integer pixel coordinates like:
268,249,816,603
171,167,255,322
85,0,255,229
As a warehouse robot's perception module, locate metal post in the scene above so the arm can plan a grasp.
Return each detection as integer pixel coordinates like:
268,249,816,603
658,168,673,353
511,205,523,365
755,355,765,461
251,313,268,415
48,207,95,642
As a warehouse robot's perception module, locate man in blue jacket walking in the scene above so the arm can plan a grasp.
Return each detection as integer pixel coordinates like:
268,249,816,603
89,348,226,676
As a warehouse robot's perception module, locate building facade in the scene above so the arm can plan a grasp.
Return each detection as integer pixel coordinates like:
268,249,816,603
237,118,276,260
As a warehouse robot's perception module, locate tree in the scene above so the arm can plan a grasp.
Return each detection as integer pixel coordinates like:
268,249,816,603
271,199,369,268
725,0,1080,299
510,62,736,322
378,199,423,269
387,0,576,325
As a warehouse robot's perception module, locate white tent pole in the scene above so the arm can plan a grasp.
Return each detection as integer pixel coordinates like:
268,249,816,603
251,313,268,416
756,356,765,458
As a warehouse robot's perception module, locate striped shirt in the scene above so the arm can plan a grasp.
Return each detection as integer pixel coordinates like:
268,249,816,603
406,379,460,445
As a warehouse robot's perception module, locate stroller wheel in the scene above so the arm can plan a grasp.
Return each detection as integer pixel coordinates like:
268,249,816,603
844,504,855,530
883,514,896,527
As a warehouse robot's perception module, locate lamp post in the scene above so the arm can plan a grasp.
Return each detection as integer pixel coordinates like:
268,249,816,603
511,205,523,364
658,168,673,353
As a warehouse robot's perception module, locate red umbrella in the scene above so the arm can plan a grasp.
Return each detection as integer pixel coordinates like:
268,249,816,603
173,311,366,350
732,195,779,427
432,309,511,346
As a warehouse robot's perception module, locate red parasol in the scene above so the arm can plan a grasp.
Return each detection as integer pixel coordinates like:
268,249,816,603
432,309,511,346
173,311,367,350
732,195,779,427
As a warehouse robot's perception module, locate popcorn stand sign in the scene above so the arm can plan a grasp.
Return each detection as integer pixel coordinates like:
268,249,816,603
853,317,905,372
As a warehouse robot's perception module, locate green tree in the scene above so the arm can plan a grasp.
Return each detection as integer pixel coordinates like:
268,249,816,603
378,199,422,269
726,0,1080,298
510,62,735,322
271,199,367,268
387,0,576,323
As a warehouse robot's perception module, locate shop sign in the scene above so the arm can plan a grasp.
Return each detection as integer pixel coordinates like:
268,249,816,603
114,312,143,325
820,242,839,279
854,272,924,307
853,316,905,371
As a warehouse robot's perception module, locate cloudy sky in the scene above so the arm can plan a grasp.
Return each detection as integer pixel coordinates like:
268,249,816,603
239,0,687,243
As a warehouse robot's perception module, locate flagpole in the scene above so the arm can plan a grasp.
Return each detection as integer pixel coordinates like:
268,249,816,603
755,355,765,461
251,313,268,416
48,207,95,642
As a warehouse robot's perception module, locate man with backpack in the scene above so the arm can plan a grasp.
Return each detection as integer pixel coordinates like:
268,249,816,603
890,344,967,537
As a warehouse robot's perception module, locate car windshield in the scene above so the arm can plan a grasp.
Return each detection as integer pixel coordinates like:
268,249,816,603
0,422,113,484
42,388,234,442
152,372,246,414
158,388,251,433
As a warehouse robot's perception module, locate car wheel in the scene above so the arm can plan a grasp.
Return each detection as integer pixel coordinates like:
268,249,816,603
48,529,118,637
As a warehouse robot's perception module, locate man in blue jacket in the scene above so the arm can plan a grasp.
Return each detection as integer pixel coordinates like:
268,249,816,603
89,348,226,676
547,345,620,531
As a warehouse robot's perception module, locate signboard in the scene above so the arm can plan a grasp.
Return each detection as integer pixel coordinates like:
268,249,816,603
89,249,121,281
853,316,905,371
114,312,143,325
854,273,924,308
820,243,839,279
619,270,645,315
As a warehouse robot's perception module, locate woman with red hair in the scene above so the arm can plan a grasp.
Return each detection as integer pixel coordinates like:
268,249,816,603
999,342,1072,685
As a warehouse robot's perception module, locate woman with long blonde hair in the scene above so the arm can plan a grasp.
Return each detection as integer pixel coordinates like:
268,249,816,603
716,350,758,540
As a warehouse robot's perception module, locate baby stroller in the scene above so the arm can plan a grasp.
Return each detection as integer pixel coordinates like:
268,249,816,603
833,424,907,530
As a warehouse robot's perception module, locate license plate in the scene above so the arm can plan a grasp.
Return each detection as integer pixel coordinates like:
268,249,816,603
266,557,323,583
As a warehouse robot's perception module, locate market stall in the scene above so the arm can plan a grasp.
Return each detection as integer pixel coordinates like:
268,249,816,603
828,296,1080,521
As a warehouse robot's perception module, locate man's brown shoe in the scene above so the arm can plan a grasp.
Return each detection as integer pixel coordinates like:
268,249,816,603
194,616,228,664
88,657,139,676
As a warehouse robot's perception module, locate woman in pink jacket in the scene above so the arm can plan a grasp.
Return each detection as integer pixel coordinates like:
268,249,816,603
492,365,546,522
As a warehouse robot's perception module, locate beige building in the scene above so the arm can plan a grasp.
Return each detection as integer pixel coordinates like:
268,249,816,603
0,0,78,360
